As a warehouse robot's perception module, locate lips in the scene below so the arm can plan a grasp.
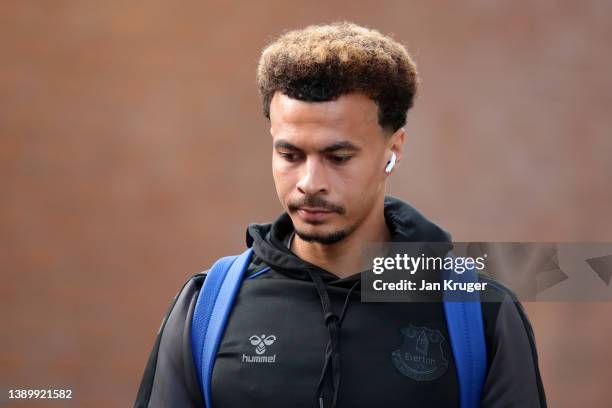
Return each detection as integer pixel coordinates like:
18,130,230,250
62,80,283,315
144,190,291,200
296,207,334,223
299,207,332,213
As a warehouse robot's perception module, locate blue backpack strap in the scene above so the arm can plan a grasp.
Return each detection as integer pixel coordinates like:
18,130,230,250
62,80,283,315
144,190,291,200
443,262,487,408
191,248,254,408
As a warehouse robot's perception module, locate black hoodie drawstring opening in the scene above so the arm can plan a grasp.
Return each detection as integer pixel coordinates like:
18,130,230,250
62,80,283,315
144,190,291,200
307,269,360,408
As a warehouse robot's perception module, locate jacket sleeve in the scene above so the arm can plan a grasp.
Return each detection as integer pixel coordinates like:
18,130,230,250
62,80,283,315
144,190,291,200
134,274,206,408
480,293,547,408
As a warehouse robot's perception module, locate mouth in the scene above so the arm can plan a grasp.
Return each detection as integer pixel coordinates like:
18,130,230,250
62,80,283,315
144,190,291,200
296,207,334,223
299,207,333,213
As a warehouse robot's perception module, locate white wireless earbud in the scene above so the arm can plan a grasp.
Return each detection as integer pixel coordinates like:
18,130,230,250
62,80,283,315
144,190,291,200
384,152,397,173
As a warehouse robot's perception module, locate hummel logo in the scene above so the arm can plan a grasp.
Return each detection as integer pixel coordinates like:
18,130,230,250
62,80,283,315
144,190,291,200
242,334,277,364
249,334,276,355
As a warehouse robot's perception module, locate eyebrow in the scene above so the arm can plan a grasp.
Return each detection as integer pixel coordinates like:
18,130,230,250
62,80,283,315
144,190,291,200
273,139,361,153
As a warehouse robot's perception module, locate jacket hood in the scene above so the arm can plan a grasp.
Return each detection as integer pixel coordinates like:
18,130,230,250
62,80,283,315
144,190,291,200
245,195,452,283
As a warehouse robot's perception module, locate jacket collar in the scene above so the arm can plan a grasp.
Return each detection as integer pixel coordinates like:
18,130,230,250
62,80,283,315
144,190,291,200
246,195,452,283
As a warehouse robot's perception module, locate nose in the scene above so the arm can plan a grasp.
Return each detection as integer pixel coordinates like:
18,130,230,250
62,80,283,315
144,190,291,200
296,157,329,195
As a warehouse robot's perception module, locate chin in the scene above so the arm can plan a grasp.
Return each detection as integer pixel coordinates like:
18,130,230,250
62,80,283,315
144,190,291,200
294,221,358,246
294,228,350,245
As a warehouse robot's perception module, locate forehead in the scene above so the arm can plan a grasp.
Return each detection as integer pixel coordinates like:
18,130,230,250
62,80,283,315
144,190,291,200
269,91,384,147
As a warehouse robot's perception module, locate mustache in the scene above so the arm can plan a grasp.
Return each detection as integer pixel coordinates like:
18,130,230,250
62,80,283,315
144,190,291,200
287,196,346,215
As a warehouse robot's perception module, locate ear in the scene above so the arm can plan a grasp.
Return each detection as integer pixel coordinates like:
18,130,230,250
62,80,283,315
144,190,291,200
388,127,406,166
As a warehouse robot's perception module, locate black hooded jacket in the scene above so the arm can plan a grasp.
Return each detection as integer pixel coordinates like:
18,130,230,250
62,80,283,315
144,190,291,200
135,196,547,407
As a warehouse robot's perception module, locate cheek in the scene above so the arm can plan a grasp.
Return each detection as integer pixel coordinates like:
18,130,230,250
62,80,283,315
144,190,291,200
272,159,296,196
334,165,382,195
332,166,383,216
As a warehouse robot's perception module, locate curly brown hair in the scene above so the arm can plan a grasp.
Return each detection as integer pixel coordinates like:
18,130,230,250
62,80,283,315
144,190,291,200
257,21,418,134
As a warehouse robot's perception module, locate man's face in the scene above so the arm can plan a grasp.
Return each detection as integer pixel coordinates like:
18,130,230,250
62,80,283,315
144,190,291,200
270,91,403,245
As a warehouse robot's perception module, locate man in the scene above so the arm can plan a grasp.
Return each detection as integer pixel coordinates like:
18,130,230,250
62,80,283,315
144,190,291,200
135,22,546,407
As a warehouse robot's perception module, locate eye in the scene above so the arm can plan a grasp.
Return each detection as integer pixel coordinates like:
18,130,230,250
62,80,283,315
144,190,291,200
328,155,352,164
278,151,301,162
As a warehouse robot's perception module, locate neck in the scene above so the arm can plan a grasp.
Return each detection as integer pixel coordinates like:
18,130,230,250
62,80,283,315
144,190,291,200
290,198,391,278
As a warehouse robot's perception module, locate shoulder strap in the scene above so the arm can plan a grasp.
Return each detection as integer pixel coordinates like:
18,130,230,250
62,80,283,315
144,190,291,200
443,261,487,408
191,248,254,408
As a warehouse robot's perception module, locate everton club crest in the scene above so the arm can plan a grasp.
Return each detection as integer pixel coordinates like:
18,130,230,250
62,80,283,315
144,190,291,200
391,324,449,381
